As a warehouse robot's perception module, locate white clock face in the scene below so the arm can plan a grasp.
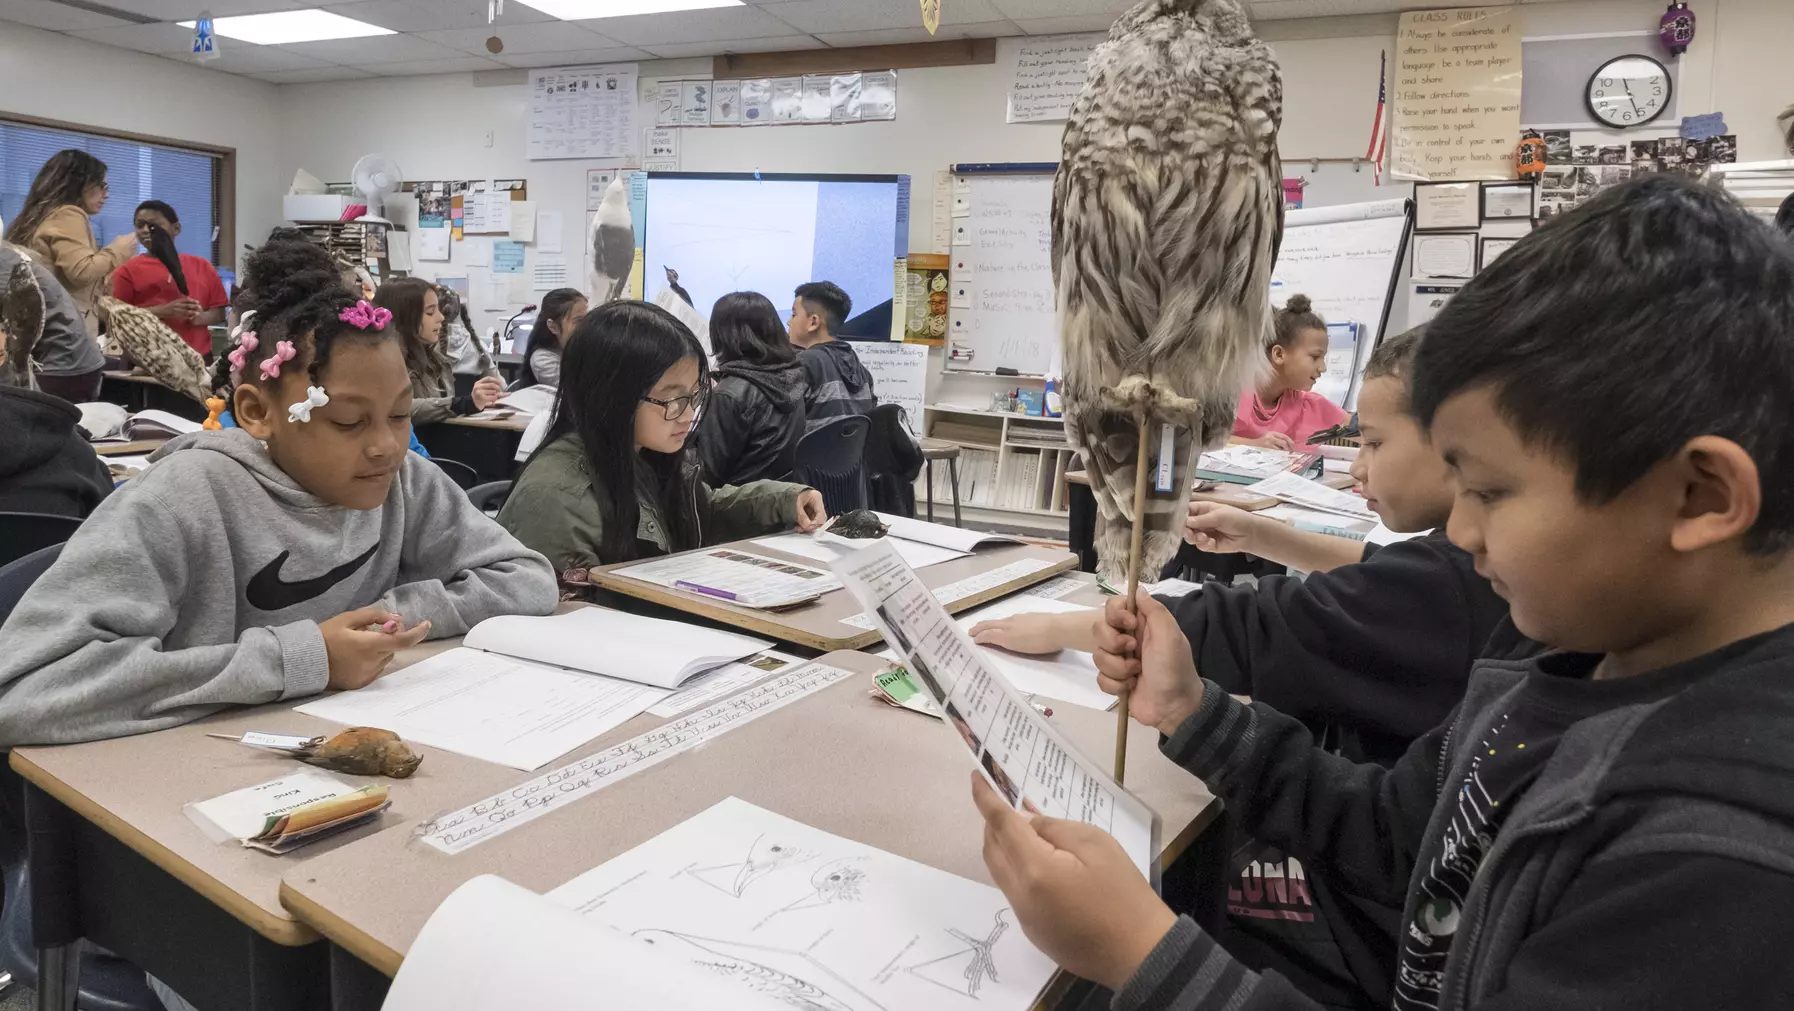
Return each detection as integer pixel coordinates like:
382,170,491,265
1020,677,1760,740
1588,56,1671,128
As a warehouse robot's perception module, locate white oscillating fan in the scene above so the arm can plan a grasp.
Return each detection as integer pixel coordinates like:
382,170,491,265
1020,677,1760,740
351,153,402,224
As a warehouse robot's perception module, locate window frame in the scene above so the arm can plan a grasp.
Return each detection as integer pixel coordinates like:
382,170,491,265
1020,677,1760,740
0,111,236,269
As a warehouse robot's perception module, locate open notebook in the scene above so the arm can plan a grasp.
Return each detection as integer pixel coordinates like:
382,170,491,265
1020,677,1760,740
295,609,772,770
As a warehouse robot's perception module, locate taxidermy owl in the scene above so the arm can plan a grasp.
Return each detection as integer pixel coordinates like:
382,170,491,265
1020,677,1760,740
590,176,635,305
1055,0,1284,584
1,260,46,388
98,296,212,405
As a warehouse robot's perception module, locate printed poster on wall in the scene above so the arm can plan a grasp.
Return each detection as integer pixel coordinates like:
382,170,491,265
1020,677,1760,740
1389,7,1522,182
528,64,639,162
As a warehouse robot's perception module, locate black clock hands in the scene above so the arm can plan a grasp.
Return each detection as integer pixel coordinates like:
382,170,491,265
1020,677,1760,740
1621,80,1641,118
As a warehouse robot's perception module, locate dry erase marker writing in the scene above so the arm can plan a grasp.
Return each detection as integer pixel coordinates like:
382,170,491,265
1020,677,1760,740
674,580,738,601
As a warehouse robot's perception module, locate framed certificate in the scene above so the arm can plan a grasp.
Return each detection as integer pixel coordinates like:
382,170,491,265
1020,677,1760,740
1415,182,1480,230
1482,182,1537,221
1480,236,1522,270
1414,232,1479,280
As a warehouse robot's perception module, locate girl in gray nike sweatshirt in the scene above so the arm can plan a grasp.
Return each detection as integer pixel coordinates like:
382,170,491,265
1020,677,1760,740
0,240,558,746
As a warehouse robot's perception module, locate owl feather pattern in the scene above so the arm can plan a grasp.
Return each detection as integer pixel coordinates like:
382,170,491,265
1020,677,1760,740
1054,0,1284,583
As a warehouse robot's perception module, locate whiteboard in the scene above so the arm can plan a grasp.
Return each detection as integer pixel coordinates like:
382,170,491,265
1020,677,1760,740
946,173,1057,376
1271,196,1411,342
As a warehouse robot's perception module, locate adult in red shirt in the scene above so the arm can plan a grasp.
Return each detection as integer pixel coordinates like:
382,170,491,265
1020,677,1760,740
111,200,228,357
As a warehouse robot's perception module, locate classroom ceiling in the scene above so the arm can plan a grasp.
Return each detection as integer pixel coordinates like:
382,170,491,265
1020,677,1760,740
2,0,1547,84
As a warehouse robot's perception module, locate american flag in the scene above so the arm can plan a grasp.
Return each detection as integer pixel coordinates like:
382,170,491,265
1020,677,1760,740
1366,50,1389,184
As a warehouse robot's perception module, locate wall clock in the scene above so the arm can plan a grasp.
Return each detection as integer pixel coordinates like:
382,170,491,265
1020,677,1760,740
1586,55,1672,128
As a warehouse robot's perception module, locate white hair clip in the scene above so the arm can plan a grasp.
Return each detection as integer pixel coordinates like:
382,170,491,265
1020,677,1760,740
287,385,329,423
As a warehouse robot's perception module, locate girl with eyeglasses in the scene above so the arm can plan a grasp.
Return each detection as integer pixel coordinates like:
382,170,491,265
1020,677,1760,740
498,300,827,589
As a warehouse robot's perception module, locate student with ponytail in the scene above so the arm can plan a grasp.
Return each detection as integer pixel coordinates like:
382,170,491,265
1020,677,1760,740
0,238,557,747
1231,294,1349,450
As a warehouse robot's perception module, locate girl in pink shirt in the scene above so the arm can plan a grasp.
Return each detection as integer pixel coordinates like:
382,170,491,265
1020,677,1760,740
1232,294,1349,449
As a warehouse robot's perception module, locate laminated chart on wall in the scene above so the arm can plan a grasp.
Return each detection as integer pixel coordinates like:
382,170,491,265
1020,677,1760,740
1004,33,1104,123
528,63,639,162
945,173,1058,375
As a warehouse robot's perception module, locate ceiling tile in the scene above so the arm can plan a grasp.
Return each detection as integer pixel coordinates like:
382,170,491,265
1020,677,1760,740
492,46,656,67
281,33,466,61
0,0,133,32
68,22,199,55
322,0,556,32
371,55,509,75
1011,14,1116,34
757,0,1005,34
643,34,825,59
814,21,1014,47
418,21,612,55
252,66,378,83
568,4,797,46
106,0,312,19
990,0,1129,18
201,42,337,73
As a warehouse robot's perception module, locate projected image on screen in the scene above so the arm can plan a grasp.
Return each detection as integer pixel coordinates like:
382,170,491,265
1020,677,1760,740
644,174,902,337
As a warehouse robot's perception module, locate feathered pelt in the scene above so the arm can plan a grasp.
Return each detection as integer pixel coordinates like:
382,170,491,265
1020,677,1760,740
98,296,212,405
1054,0,1284,584
1,260,45,388
590,176,635,305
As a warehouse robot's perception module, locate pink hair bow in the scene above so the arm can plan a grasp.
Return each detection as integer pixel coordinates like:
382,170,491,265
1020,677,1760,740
226,331,259,375
339,300,392,331
260,340,296,380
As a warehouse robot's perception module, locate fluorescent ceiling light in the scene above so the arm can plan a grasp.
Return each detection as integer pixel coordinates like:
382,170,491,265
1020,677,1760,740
515,0,744,19
178,10,395,45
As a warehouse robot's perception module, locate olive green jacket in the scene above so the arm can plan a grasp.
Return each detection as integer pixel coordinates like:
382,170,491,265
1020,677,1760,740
496,433,808,574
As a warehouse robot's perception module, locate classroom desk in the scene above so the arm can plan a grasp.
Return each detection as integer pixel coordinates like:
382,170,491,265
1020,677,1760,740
412,414,529,484
90,440,167,457
277,646,1222,1010
98,371,207,422
591,538,1078,651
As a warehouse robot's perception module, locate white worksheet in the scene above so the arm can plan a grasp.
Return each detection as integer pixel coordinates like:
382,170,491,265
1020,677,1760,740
547,797,1059,1011
954,596,1114,712
752,531,967,570
295,648,668,771
647,651,803,718
615,548,844,608
463,607,771,689
834,541,1158,877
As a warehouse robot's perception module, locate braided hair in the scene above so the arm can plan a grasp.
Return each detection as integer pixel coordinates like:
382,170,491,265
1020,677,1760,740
210,238,392,398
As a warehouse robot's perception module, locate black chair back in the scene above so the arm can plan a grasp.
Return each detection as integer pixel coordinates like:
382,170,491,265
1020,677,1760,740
862,404,923,518
794,416,870,516
433,457,480,490
467,481,514,515
0,513,82,569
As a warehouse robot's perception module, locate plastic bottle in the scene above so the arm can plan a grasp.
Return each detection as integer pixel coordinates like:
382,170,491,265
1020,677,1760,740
1044,377,1063,418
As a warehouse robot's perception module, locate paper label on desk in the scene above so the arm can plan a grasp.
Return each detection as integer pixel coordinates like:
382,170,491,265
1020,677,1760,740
837,557,1057,630
832,541,1158,877
1020,574,1088,599
417,661,857,854
615,549,844,608
647,651,802,718
184,768,358,844
544,797,1059,1011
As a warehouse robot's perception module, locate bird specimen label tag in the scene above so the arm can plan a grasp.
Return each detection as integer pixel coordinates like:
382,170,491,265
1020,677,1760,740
832,539,1160,880
1155,423,1175,492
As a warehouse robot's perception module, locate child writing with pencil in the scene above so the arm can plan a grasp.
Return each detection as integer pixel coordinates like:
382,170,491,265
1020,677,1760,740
973,176,1794,1010
0,241,559,746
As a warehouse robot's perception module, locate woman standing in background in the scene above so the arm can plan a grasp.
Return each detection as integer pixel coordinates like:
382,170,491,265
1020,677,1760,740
3,150,138,335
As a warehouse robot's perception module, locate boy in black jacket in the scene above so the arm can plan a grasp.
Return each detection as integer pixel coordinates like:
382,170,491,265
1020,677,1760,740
972,175,1794,1010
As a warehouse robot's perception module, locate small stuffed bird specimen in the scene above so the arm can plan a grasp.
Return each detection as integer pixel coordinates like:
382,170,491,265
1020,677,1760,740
0,260,45,388
1054,0,1284,584
299,727,423,779
664,266,693,307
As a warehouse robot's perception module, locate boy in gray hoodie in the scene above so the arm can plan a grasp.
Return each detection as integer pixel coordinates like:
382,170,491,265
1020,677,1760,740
970,177,1794,1010
0,239,557,746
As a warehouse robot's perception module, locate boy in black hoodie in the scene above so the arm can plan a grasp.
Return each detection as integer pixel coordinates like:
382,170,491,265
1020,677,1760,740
788,280,876,435
972,175,1794,1009
0,259,112,519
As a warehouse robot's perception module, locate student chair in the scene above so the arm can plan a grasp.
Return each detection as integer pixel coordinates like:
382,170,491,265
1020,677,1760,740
0,544,165,1011
466,481,514,516
0,514,82,570
431,457,480,490
794,416,870,516
863,405,924,519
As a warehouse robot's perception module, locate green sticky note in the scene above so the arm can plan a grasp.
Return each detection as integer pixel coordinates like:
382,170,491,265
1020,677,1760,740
876,667,922,703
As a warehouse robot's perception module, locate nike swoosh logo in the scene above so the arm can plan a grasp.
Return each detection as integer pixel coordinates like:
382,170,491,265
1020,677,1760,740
245,543,381,613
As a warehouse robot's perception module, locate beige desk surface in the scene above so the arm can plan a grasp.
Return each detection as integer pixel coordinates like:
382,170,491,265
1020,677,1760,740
278,647,1219,977
592,538,1078,651
442,413,530,431
101,370,166,386
9,632,555,948
92,440,167,457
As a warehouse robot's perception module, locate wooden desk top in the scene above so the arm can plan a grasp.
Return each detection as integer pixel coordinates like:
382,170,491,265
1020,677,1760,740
278,648,1219,977
440,413,530,432
591,538,1078,651
8,633,534,948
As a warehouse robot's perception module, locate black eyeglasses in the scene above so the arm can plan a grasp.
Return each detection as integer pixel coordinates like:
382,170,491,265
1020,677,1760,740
641,389,707,420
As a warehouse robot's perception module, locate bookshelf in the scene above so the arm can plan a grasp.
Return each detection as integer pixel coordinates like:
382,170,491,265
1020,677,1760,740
918,404,1077,529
